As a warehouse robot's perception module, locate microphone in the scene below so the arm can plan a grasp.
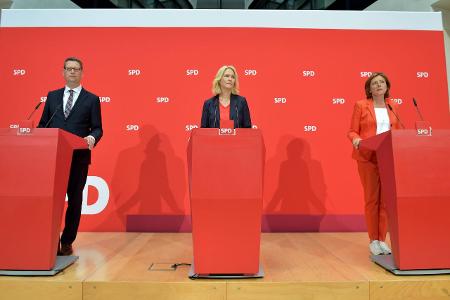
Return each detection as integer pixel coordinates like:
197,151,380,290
412,98,425,121
387,103,405,129
235,104,239,128
26,101,43,120
44,106,60,128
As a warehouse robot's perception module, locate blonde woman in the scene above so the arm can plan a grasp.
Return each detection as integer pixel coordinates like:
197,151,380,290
201,65,252,128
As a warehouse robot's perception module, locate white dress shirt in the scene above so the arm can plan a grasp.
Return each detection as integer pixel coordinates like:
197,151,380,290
375,107,390,134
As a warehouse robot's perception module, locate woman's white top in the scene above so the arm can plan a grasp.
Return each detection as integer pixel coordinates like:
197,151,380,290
375,107,390,134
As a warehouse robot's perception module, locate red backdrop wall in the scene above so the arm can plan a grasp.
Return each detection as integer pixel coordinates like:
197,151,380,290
0,27,449,232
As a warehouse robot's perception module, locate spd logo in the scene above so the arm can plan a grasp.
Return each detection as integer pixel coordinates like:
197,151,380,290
156,97,170,103
65,176,109,215
186,69,199,76
185,125,198,131
219,128,236,135
128,69,141,76
304,125,317,132
274,97,287,104
417,127,432,136
126,125,139,131
417,72,429,78
332,98,345,104
13,69,26,76
18,128,32,134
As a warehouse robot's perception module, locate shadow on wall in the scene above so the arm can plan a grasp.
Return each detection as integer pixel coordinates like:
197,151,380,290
264,136,328,231
110,124,186,231
108,130,365,233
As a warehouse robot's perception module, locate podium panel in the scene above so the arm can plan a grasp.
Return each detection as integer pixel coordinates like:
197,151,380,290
187,129,264,275
0,128,87,270
361,130,450,270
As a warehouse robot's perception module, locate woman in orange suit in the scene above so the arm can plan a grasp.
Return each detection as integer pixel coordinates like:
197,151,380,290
348,72,402,256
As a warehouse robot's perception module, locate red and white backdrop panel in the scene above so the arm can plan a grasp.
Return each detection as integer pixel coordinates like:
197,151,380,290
0,10,449,232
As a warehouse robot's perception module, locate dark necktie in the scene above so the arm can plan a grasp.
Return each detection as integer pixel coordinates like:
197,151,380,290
64,90,74,119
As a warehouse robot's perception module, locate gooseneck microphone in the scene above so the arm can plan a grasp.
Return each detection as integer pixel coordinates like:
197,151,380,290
44,106,60,128
27,101,43,120
387,103,405,129
413,98,425,121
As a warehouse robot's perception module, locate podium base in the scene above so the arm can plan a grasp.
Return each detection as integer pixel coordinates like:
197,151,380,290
0,255,78,276
371,254,450,275
188,262,264,279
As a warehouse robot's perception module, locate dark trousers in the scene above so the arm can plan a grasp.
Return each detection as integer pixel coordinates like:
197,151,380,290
60,161,89,245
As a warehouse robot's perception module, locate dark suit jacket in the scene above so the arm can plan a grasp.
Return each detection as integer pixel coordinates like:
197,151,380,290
201,94,252,128
38,87,103,164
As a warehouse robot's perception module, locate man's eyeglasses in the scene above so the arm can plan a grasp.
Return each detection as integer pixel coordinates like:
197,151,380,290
65,67,82,72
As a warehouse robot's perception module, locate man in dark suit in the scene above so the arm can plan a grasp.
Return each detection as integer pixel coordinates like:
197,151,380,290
38,57,103,255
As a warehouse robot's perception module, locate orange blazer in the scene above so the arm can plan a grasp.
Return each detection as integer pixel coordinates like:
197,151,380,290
348,98,402,162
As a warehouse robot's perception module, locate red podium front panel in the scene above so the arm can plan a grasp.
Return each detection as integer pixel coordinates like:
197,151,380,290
0,128,87,270
187,128,265,274
361,130,450,270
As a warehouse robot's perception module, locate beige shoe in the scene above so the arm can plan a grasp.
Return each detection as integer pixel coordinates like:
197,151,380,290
379,241,392,255
369,240,383,255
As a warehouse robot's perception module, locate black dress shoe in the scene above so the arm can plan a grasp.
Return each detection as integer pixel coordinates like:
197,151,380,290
59,244,73,256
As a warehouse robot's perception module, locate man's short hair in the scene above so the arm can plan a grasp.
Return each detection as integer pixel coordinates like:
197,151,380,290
64,57,83,70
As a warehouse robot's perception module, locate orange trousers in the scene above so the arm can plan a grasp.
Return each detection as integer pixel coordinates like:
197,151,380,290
357,160,388,241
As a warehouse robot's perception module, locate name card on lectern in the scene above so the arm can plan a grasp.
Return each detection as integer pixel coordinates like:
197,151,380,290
17,120,34,135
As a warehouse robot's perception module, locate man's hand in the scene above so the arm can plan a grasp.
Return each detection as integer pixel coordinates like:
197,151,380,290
84,135,96,150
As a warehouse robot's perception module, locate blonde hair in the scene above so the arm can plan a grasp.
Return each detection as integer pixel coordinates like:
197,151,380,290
212,65,240,95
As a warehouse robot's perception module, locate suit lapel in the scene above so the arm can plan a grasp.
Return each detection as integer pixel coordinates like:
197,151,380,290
366,99,376,122
230,95,237,120
56,88,65,113
214,95,220,122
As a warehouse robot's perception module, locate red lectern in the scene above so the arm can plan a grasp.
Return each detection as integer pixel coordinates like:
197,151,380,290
361,130,450,271
0,128,87,270
187,128,265,276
